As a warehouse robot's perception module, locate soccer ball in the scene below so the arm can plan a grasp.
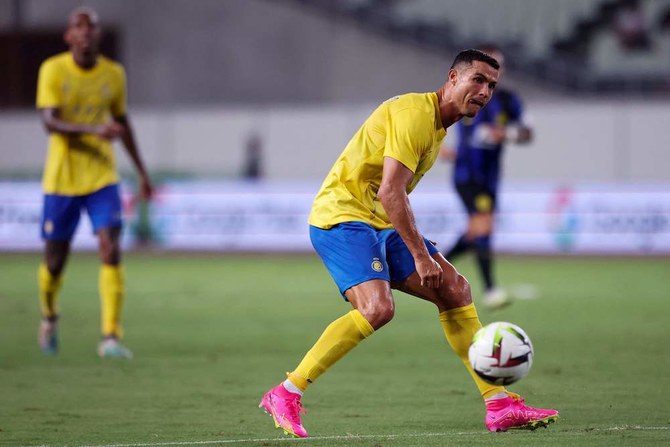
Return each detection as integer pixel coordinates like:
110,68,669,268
468,321,534,386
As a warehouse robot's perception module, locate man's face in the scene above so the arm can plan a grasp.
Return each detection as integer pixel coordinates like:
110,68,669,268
64,12,101,55
450,61,499,118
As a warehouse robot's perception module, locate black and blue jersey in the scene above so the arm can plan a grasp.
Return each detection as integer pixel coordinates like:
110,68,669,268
452,88,524,194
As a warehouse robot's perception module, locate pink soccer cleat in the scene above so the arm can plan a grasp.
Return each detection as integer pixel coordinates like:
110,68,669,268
485,394,559,432
259,384,308,438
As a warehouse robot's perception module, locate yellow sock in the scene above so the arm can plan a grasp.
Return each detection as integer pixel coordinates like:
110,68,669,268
99,264,125,338
288,309,374,392
38,263,62,319
439,304,507,400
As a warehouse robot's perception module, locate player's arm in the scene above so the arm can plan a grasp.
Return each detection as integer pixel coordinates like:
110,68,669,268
504,93,533,144
114,114,153,200
476,122,532,145
507,123,532,144
39,108,124,140
377,156,443,289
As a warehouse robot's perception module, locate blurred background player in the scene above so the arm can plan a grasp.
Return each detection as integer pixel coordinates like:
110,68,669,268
260,49,557,438
36,7,153,358
441,45,533,309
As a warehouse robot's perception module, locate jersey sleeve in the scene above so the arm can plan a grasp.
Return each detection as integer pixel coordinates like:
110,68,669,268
383,108,433,173
110,64,127,117
36,60,61,109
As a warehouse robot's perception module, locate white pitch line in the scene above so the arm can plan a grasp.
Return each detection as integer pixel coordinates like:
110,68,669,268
30,425,670,447
78,431,473,447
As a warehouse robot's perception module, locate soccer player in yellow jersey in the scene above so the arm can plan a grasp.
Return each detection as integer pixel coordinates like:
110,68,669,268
36,7,152,359
260,50,558,436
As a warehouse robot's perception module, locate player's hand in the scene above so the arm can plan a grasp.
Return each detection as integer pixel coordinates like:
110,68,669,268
473,124,505,146
138,176,153,201
488,125,506,144
416,256,443,289
95,122,125,140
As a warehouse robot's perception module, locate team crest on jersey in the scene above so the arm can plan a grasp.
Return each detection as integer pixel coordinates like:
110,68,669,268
371,258,384,272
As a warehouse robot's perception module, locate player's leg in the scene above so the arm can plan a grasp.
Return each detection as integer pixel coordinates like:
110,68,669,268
468,211,504,305
260,223,386,438
97,225,131,355
288,279,389,389
289,223,389,388
86,184,132,359
470,212,494,290
389,235,504,398
445,232,471,260
444,183,474,261
41,240,71,319
470,189,508,309
38,194,80,354
394,250,558,431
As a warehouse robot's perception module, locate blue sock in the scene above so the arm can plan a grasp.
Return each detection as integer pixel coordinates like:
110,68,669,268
445,234,472,260
474,235,494,290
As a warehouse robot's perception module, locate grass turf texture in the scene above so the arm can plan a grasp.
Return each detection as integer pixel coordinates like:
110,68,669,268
1,253,668,446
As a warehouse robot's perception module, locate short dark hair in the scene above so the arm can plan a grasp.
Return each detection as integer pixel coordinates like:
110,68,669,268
450,49,499,71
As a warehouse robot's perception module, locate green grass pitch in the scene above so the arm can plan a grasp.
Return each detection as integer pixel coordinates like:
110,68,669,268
1,253,669,446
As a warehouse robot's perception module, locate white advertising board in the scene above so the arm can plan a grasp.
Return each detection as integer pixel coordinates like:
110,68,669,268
1,181,669,254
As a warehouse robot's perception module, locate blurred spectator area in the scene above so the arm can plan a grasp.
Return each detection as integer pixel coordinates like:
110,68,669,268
1,0,669,107
0,29,117,108
0,0,668,183
308,0,670,93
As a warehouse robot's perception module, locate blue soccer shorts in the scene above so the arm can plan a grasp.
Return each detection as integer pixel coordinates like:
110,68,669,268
310,221,439,298
41,184,123,241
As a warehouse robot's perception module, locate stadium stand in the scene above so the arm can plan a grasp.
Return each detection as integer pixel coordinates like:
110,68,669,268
296,0,670,93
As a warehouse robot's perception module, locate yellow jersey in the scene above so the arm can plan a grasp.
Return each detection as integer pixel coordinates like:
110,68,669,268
309,92,446,230
36,52,127,195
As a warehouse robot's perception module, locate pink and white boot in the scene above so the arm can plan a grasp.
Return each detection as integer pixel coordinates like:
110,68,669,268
486,394,559,432
259,383,308,438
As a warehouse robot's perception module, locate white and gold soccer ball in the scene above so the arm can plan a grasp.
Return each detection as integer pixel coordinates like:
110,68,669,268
468,321,534,386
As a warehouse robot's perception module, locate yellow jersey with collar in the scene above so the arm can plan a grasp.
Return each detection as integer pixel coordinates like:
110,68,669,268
36,52,126,195
309,92,446,230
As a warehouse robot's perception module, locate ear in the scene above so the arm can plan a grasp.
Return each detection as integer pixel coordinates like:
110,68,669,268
63,28,71,45
448,68,458,85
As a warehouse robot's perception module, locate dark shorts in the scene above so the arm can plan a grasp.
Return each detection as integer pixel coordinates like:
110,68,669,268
41,184,123,241
455,182,496,215
310,222,439,299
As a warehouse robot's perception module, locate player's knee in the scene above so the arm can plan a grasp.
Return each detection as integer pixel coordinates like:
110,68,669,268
98,241,120,264
438,273,472,307
46,258,65,276
45,252,66,276
454,273,472,300
358,301,395,329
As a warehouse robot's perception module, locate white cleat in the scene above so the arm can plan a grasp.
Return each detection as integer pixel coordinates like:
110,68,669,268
98,338,133,359
483,288,511,310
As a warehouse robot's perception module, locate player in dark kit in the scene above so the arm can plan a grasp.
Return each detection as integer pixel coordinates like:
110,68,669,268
442,46,533,309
